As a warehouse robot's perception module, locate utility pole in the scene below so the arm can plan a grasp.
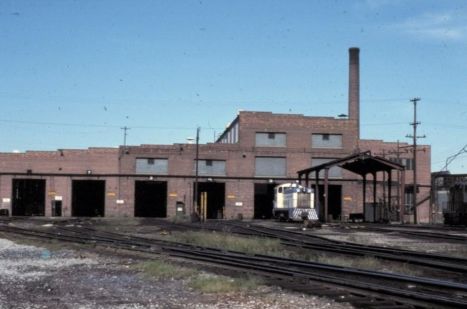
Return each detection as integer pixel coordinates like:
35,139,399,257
406,98,425,224
121,126,130,146
387,140,407,222
193,127,200,218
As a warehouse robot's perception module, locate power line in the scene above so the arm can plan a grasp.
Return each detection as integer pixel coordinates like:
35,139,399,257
442,144,467,172
0,118,222,131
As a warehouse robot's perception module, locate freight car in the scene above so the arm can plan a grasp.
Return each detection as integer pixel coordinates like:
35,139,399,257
273,183,318,221
444,182,467,225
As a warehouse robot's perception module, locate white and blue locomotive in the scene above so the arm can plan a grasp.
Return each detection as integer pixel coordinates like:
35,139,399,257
272,183,318,221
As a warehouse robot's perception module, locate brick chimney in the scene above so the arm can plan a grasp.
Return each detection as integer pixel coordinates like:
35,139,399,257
348,47,360,138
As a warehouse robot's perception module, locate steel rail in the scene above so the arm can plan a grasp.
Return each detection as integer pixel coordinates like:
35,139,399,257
1,224,467,308
339,225,467,242
165,247,467,308
215,221,467,272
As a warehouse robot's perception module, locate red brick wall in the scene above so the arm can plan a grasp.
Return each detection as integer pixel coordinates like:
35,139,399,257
0,112,432,223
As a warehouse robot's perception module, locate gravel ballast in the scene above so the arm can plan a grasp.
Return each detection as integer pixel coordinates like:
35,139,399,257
0,237,353,308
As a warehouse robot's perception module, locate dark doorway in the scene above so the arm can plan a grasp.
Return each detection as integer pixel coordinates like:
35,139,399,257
254,183,276,219
135,181,167,217
72,180,105,217
51,200,62,217
316,185,342,221
12,179,46,216
195,182,225,219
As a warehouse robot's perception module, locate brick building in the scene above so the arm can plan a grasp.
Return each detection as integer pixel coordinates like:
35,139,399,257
0,48,432,223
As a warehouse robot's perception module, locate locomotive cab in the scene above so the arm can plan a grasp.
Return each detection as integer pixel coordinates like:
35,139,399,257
273,183,318,222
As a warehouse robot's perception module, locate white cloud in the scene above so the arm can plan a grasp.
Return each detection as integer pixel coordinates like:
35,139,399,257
393,12,467,41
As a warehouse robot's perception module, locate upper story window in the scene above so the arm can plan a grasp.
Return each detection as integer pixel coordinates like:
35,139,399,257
311,157,342,178
255,157,286,177
255,132,286,147
403,158,414,170
311,134,342,149
136,158,168,174
217,121,239,144
389,157,414,170
195,160,226,176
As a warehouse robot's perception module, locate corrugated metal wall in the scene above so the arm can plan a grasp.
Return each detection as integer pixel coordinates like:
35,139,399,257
311,134,342,149
255,133,286,147
312,158,342,178
197,160,226,176
255,157,286,176
136,158,168,174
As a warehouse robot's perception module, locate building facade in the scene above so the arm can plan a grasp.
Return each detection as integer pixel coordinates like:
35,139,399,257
0,48,432,223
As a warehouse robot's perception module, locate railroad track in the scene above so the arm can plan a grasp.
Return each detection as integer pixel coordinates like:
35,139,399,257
186,221,467,275
5,216,467,274
339,225,467,243
1,224,467,308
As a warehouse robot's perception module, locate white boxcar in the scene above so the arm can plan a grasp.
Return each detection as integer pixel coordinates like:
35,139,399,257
273,183,318,221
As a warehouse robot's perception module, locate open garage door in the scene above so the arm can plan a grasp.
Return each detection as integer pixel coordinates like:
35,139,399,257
12,179,46,216
195,182,225,219
134,181,167,217
72,180,105,217
317,184,342,221
254,183,275,219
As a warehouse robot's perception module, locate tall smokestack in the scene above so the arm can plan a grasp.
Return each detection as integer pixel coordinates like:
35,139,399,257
348,47,360,139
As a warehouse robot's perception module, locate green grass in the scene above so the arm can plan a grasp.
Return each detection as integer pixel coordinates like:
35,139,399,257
189,274,263,293
162,230,284,256
136,258,263,294
136,259,197,280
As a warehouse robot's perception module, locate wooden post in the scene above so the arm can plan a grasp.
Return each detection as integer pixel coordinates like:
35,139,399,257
400,171,405,224
363,174,367,222
200,192,207,222
373,172,377,222
388,170,392,216
315,170,321,221
324,168,329,223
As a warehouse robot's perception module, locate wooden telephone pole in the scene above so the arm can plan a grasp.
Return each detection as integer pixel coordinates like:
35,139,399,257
406,98,425,224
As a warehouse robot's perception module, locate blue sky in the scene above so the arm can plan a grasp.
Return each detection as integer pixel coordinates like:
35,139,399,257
0,0,466,173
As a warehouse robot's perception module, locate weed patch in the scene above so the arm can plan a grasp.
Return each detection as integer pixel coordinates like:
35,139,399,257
189,273,262,293
136,259,197,280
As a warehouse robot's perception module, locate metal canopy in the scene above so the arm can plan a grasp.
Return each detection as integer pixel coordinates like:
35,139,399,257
297,151,405,223
340,154,404,176
297,151,404,177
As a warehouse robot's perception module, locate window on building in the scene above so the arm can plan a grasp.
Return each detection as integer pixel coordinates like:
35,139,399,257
404,186,414,214
312,158,342,178
311,134,342,149
389,157,414,170
217,121,239,144
255,157,286,177
196,160,226,176
403,158,414,170
388,157,402,165
136,158,168,174
255,132,286,147
437,190,449,212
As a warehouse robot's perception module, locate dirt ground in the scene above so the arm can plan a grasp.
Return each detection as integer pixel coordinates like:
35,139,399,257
0,236,353,309
2,218,466,308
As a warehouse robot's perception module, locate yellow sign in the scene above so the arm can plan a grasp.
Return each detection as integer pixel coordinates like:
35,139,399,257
47,191,56,196
107,192,116,197
169,193,177,197
343,196,352,201
227,195,235,199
